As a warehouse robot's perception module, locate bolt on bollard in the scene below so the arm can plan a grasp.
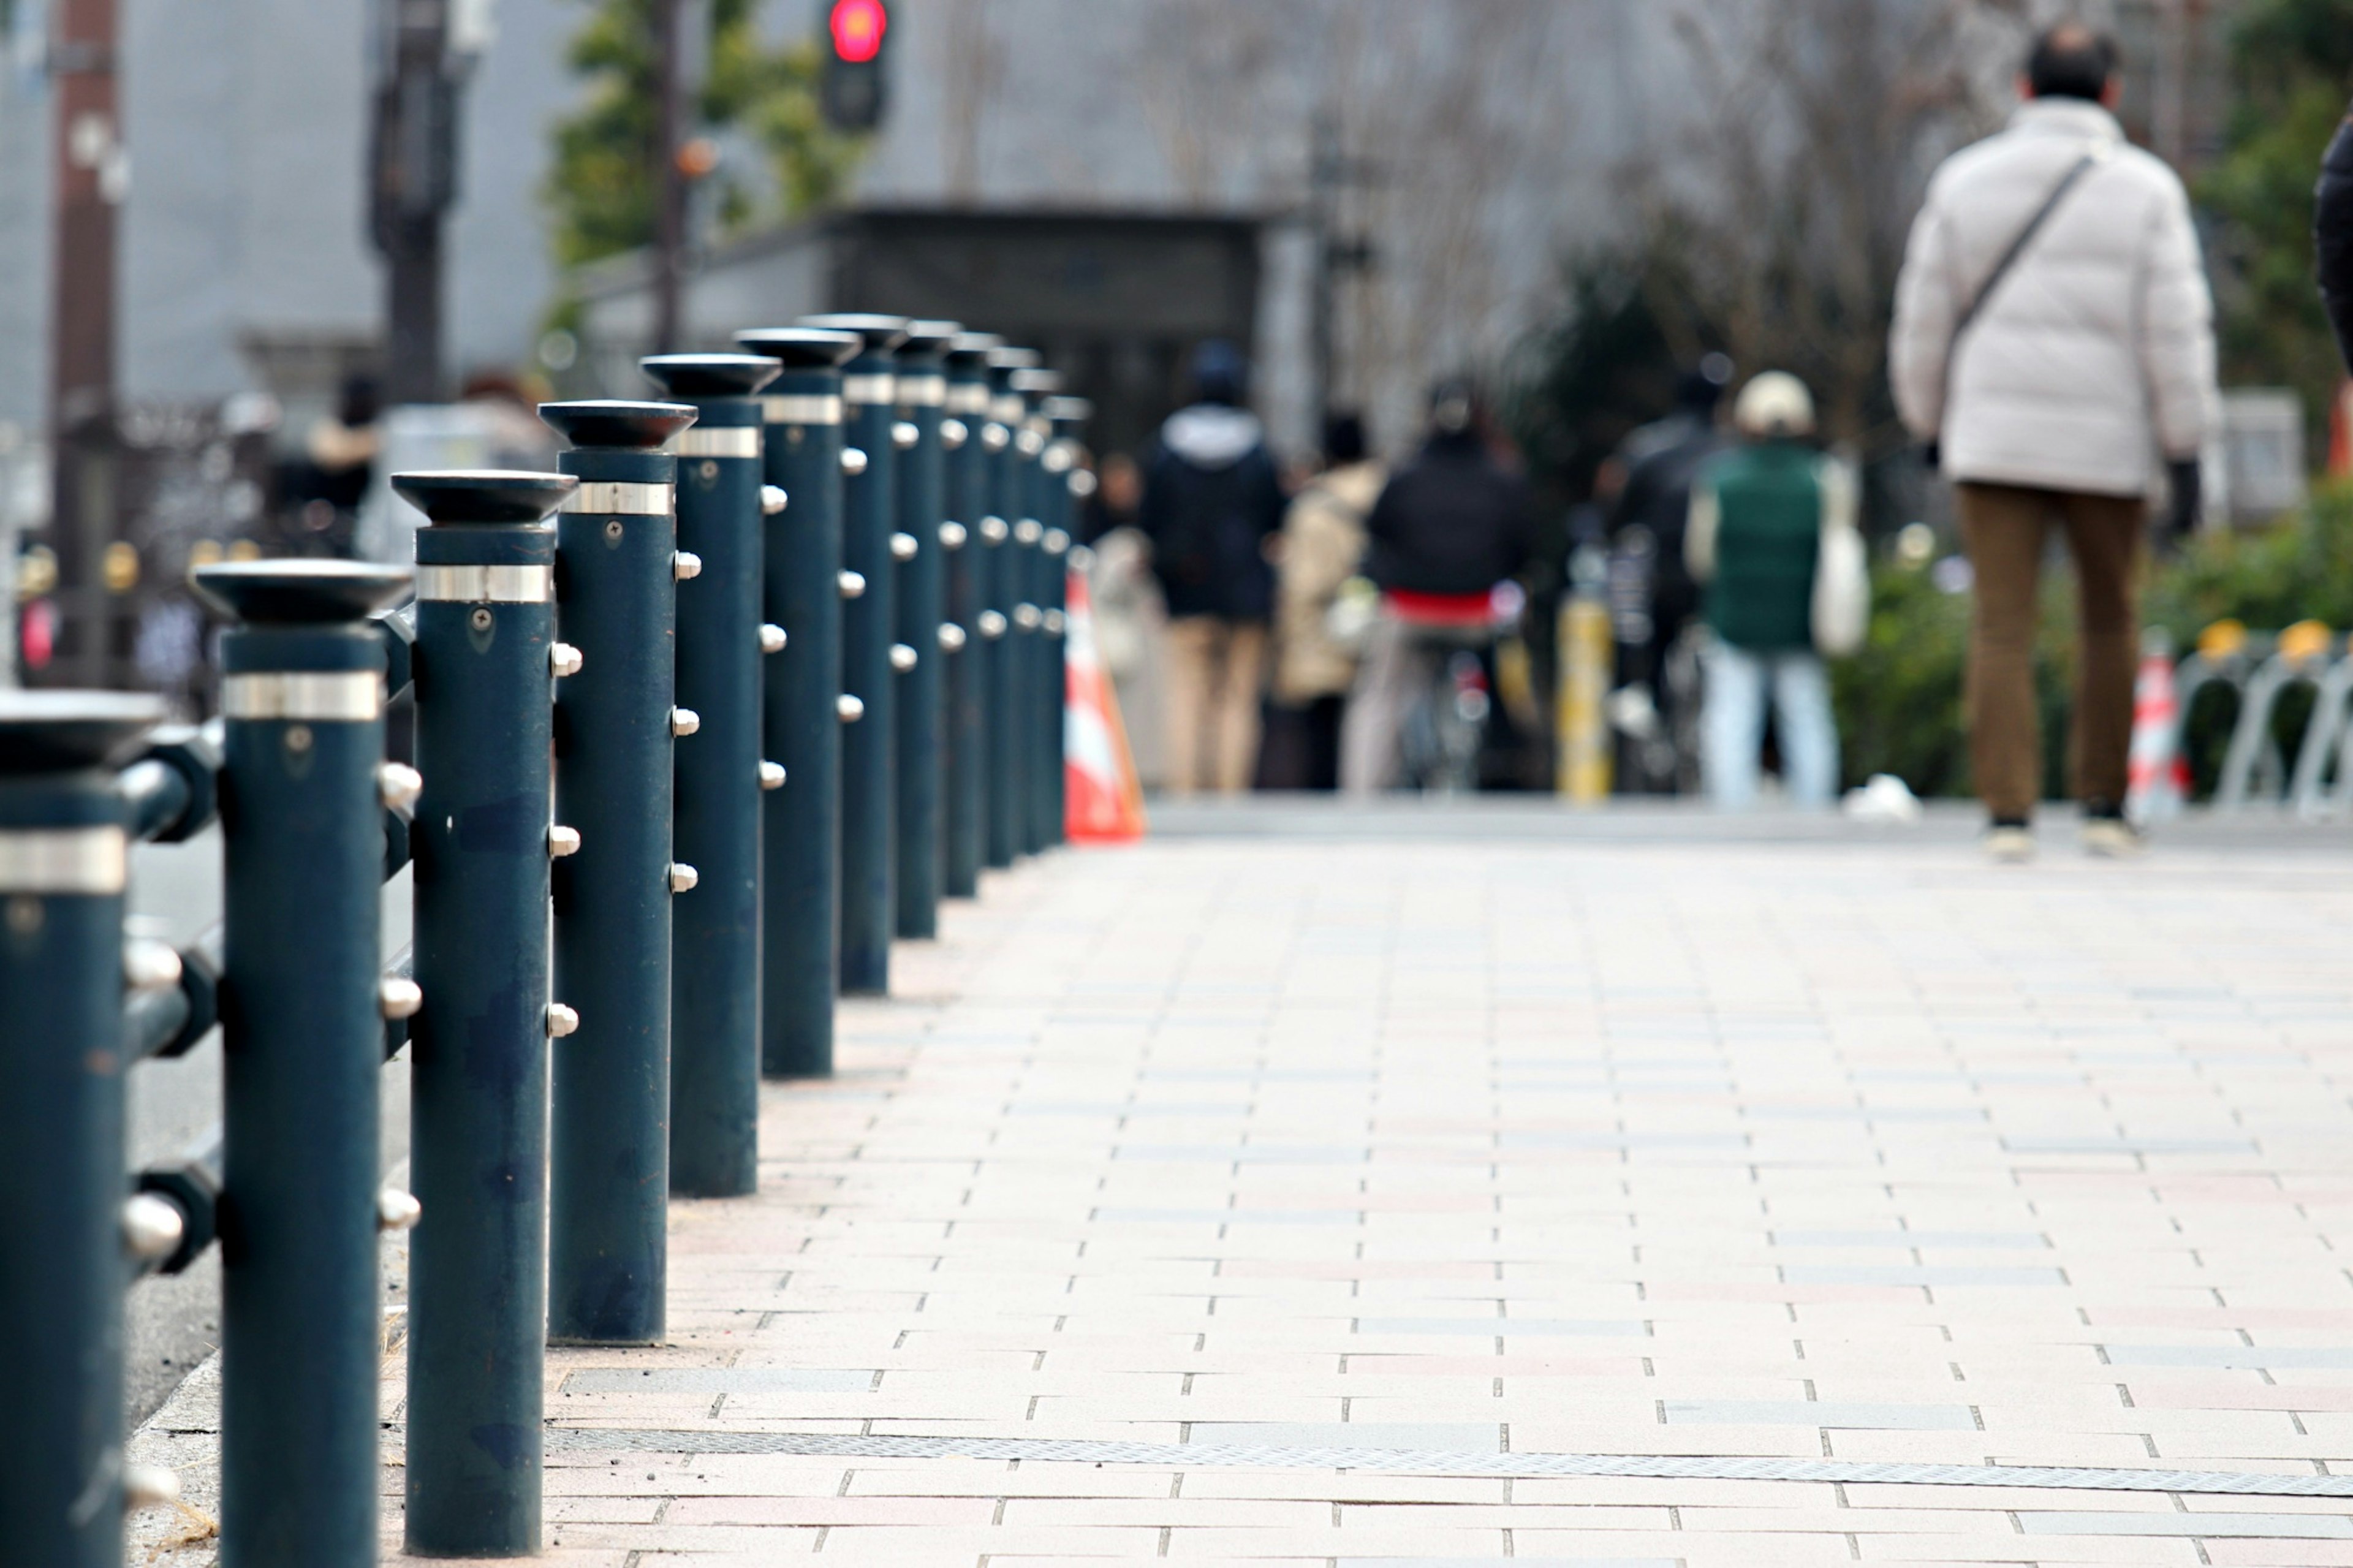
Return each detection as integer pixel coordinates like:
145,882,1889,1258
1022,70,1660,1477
737,326,860,1077
892,321,958,939
0,691,165,1568
392,470,577,1557
642,354,783,1197
540,400,700,1347
801,314,909,996
983,346,1040,868
1043,396,1093,848
940,333,1000,900
192,558,412,1566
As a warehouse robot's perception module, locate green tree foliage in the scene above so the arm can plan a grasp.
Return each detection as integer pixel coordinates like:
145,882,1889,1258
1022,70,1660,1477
547,0,863,270
2197,0,2353,437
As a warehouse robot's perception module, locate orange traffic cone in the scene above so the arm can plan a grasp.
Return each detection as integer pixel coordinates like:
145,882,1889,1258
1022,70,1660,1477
2124,637,2188,824
1063,566,1146,843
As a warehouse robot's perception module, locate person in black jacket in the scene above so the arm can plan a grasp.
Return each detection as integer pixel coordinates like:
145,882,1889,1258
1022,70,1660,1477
2319,108,2353,373
1137,341,1289,794
1339,379,1536,792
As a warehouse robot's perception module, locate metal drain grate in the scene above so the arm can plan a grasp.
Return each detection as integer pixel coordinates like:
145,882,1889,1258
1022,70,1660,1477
544,1428,2353,1498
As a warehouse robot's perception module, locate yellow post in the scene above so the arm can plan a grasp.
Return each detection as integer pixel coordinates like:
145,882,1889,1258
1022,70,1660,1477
1557,545,1612,805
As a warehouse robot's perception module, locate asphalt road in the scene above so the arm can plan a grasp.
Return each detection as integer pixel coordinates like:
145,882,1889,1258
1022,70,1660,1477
122,828,414,1424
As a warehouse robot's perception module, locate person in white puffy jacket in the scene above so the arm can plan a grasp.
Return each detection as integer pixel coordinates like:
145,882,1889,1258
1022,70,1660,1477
1890,23,2217,862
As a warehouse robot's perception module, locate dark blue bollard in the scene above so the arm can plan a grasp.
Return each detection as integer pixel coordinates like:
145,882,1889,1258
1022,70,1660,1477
736,327,860,1077
0,691,165,1568
801,314,908,995
643,354,784,1198
892,321,957,939
193,558,412,1567
393,470,577,1557
541,400,700,1347
940,334,999,900
1010,368,1063,857
982,347,1038,868
1042,396,1094,849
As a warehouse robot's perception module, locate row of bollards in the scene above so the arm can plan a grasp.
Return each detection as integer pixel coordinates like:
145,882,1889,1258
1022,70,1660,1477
0,312,1089,1566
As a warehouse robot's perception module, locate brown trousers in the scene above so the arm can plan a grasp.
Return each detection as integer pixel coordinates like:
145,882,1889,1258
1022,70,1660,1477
1955,482,2143,820
1161,616,1268,795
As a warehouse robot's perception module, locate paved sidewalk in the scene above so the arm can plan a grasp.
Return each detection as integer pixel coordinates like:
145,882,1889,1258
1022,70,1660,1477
137,824,2353,1564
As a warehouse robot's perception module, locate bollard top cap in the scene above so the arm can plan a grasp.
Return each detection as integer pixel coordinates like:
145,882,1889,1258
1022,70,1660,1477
896,320,961,357
798,313,910,354
539,400,700,450
191,560,414,625
987,346,1043,374
1010,368,1063,398
392,469,578,525
735,327,862,369
641,354,784,399
1044,396,1093,428
0,690,165,773
947,332,1003,365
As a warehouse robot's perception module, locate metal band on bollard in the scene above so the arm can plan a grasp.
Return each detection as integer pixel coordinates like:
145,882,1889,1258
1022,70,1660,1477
738,327,861,1077
802,314,909,996
940,333,999,900
541,400,700,1347
0,691,164,1568
393,470,576,1556
892,321,958,939
982,346,1040,868
194,558,412,1566
643,354,783,1197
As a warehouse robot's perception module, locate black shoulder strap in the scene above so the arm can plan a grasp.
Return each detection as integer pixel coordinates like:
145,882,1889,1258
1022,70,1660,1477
1953,148,2106,342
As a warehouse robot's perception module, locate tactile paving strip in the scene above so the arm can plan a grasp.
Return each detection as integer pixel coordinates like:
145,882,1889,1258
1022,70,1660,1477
545,1428,2353,1498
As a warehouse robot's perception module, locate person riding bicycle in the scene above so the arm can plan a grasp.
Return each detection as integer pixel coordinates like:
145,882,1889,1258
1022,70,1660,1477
1339,379,1536,793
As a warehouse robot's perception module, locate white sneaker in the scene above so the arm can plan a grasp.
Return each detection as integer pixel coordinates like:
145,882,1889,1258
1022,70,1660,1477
1983,824,2035,863
2081,816,2143,858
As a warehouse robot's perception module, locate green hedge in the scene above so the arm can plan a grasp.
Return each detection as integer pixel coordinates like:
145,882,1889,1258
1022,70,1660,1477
1830,483,2353,799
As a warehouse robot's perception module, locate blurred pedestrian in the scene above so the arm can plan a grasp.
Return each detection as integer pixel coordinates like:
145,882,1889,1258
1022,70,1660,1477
1080,451,1142,544
1340,380,1534,794
1264,412,1384,790
2317,100,2353,374
1686,373,1851,811
1891,22,2216,861
1138,340,1287,795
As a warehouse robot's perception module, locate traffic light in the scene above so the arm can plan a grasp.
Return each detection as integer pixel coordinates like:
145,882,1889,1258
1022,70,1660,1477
821,0,890,132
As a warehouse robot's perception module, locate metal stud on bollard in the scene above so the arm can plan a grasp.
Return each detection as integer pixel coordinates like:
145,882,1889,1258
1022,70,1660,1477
801,314,909,996
1044,396,1094,849
0,691,164,1568
983,346,1039,868
642,353,783,1199
941,333,1000,900
892,321,958,939
540,400,700,1347
392,469,577,1558
192,558,412,1566
736,326,860,1078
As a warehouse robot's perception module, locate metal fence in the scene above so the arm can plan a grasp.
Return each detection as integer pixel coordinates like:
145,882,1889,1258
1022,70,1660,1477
0,319,1089,1566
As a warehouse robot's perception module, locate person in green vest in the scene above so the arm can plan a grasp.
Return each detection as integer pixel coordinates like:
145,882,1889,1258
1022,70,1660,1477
1684,372,1853,809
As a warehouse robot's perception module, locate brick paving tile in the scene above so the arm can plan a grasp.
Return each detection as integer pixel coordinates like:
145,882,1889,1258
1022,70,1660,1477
125,833,2353,1564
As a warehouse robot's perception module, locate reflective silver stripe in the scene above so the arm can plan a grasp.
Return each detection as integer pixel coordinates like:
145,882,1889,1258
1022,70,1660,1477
896,374,946,407
415,564,553,604
992,396,1025,423
562,482,673,516
673,427,761,458
762,394,842,426
0,827,127,894
843,373,896,406
946,384,991,414
222,670,385,722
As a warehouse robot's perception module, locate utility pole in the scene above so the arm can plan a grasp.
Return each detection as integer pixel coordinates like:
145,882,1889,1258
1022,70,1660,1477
1307,112,1379,439
50,0,126,685
373,0,463,404
651,0,686,354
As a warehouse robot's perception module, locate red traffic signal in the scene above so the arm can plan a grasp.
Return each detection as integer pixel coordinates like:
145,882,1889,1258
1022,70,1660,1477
829,0,887,64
